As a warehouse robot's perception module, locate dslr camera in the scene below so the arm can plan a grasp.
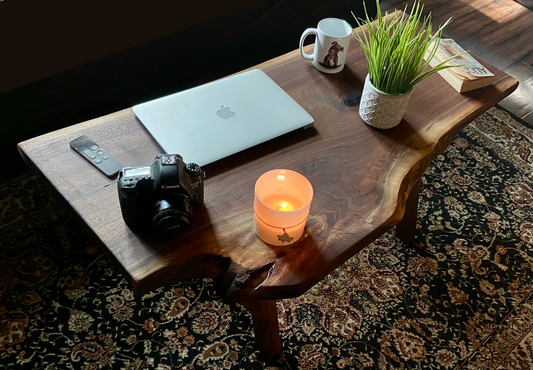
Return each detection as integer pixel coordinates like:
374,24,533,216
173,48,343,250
117,154,205,234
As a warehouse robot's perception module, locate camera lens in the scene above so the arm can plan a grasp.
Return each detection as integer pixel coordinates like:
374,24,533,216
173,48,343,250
152,195,193,234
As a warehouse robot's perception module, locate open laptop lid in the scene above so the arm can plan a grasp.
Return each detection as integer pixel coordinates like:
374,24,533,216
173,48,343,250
132,69,314,166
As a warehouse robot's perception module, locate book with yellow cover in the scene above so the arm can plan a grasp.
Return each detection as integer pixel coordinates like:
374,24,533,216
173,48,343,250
424,39,494,93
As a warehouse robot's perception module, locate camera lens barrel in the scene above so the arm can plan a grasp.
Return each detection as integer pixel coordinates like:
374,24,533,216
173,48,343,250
152,196,193,234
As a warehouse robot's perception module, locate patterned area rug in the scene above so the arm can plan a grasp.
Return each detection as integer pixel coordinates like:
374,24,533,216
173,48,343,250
1,107,533,369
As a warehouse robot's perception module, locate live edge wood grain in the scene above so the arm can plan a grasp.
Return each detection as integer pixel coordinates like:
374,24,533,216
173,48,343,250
18,14,518,307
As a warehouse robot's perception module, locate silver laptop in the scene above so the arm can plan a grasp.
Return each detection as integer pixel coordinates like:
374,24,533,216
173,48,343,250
132,69,314,166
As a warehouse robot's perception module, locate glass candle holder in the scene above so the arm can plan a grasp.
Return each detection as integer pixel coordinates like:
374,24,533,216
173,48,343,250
254,169,313,245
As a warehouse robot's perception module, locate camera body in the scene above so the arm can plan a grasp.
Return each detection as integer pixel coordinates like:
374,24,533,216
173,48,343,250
117,154,205,234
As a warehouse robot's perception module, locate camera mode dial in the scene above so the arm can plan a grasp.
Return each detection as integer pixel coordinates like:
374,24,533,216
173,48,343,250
186,162,201,176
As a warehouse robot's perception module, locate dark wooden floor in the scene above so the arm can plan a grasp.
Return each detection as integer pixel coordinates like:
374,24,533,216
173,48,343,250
381,0,533,125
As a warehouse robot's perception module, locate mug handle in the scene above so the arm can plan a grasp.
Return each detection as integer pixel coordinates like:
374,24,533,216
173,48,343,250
299,28,317,60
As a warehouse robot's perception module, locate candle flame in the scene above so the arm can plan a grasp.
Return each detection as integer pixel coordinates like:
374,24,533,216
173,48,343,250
279,202,287,210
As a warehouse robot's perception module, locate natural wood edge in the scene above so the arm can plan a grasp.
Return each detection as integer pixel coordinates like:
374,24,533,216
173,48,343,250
386,74,519,241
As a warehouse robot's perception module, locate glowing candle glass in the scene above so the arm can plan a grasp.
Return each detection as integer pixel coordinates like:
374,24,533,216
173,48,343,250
254,169,313,245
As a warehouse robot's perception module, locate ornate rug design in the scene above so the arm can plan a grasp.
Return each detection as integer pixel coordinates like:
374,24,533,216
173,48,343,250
1,107,533,369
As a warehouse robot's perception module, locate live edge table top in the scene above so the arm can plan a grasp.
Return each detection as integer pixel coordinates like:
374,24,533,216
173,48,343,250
18,38,518,303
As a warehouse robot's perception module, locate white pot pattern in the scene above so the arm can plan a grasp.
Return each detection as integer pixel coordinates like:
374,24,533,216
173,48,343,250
359,75,413,129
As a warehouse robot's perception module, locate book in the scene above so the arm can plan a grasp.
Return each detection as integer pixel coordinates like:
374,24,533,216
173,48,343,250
424,39,494,93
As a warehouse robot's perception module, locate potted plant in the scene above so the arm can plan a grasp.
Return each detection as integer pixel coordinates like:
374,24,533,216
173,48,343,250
352,0,463,129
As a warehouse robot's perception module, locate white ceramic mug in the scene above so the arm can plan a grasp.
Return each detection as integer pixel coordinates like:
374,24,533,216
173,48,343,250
299,18,353,74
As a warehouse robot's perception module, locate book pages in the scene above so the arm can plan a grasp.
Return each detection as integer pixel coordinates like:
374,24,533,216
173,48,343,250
431,39,494,81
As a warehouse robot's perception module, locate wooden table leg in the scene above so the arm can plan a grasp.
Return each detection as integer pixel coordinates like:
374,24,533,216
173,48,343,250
242,300,281,358
396,178,422,243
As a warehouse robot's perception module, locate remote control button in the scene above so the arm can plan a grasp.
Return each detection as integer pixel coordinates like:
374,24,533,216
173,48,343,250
94,158,102,164
102,153,110,159
96,150,104,155
83,149,96,159
90,145,99,151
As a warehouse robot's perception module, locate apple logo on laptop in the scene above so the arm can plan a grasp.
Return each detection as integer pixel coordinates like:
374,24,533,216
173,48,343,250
216,105,236,119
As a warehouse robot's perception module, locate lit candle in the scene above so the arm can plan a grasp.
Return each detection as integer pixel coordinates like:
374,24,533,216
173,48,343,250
262,194,303,211
254,169,313,246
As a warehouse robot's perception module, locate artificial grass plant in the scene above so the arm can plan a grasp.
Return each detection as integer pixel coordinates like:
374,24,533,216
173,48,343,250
352,0,464,94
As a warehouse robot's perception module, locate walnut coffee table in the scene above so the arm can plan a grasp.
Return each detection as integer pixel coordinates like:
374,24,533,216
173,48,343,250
18,33,517,357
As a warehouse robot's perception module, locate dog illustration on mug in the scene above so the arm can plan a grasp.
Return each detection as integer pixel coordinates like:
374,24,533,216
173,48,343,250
320,41,344,68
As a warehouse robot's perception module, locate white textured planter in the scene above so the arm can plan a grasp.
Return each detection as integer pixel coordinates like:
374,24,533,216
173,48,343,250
359,75,413,129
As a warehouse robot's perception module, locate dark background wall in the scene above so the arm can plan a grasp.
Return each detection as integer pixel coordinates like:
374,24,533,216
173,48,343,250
0,0,373,184
0,0,266,94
